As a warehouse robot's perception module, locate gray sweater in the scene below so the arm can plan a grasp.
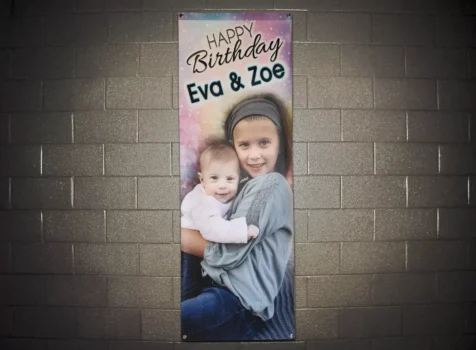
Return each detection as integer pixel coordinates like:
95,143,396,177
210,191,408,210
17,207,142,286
201,172,294,321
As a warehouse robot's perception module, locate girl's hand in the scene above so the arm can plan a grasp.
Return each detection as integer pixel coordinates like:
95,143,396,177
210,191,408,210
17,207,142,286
180,228,208,258
247,224,260,239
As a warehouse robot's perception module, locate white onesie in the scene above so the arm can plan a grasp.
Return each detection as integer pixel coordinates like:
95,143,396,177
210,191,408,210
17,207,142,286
181,184,249,244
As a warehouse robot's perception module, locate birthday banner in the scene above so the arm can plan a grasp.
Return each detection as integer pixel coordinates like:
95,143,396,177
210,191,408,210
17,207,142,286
179,12,294,342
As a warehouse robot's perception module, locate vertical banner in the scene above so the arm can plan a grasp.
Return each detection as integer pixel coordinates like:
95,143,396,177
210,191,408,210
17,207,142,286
179,12,294,342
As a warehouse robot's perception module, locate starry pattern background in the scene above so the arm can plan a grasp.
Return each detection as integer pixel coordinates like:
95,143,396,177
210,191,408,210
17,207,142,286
179,12,293,200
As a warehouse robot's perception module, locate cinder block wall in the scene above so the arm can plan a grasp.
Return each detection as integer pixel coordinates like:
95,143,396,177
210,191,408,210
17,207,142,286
1,0,475,349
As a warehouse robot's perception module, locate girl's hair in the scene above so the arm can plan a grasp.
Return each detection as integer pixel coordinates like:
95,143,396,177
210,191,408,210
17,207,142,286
224,94,292,176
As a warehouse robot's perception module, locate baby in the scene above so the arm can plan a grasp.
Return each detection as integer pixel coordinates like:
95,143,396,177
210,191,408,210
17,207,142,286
181,139,259,243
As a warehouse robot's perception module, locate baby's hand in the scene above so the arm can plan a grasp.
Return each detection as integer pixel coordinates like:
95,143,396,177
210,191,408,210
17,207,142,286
247,225,259,239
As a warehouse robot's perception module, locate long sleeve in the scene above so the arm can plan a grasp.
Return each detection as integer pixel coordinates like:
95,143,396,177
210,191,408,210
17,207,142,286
201,173,294,320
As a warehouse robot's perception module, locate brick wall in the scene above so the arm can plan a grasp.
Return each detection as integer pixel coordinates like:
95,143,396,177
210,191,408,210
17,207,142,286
0,0,475,349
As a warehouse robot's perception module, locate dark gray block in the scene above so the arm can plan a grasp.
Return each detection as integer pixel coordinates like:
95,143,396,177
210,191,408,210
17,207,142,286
0,275,44,305
440,144,476,174
293,110,340,142
12,47,74,79
372,14,435,45
139,244,180,277
342,176,406,208
140,43,177,76
341,242,405,273
0,243,10,272
439,80,476,111
74,243,139,275
408,176,468,207
406,47,468,79
0,81,41,112
45,14,107,46
339,307,401,338
108,277,173,308
74,177,136,209
106,77,172,109
293,76,307,109
294,176,340,209
77,308,142,340
342,110,406,142
372,273,436,305
44,210,106,242
43,145,103,176
105,144,170,176
0,145,41,176
76,0,142,11
14,0,74,15
308,209,373,242
142,310,179,341
0,177,9,209
142,0,206,10
341,45,405,77
308,143,373,175
13,306,76,338
309,77,373,109
0,114,8,144
0,339,47,350
307,275,371,307
402,304,465,335
43,79,105,111
172,143,179,176
437,271,476,302
307,12,371,43
138,177,179,209
45,275,107,306
293,43,339,75
374,78,437,110
437,15,476,47
439,208,476,239
76,45,139,77
0,210,41,242
407,111,469,142
407,241,468,271
47,340,108,350
375,143,438,175
205,0,273,8
0,17,43,48
107,210,173,243
12,178,72,209
0,49,10,79
295,243,339,275
138,110,178,142
371,337,434,350
307,340,369,350
110,340,174,350
108,12,173,43
296,309,338,340
12,243,73,274
74,111,137,144
10,113,73,144
375,209,437,240
295,276,307,308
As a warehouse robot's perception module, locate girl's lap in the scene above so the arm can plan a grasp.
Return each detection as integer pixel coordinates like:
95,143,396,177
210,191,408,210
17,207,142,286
181,285,263,341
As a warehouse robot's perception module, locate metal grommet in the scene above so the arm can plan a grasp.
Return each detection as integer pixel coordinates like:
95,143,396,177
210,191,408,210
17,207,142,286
182,334,187,340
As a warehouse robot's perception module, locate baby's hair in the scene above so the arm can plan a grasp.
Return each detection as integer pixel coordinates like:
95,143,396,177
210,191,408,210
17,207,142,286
199,138,239,171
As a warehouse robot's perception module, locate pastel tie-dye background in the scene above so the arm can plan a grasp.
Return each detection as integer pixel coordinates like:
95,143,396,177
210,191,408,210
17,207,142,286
179,12,292,200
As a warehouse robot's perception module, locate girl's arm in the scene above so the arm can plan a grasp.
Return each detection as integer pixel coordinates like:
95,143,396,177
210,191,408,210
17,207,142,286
180,227,208,258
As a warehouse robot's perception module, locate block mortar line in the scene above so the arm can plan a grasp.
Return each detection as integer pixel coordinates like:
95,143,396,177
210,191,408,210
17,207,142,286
405,110,409,142
404,240,408,272
436,208,439,240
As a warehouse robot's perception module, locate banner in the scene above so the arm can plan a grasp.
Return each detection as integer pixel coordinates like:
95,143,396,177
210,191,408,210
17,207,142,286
179,12,294,342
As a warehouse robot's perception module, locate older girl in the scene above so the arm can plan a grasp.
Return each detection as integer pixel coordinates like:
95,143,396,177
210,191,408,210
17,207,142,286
181,95,294,341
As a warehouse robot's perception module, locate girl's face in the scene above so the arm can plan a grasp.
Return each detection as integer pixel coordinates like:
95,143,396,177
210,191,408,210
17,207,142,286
232,117,280,178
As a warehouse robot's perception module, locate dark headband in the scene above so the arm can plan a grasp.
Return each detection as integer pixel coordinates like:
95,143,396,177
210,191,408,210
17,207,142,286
226,98,282,141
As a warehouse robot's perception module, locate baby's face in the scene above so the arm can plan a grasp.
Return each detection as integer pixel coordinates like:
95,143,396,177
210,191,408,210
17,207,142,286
200,159,240,203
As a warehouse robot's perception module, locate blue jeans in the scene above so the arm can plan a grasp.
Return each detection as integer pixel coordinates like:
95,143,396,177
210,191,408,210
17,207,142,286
181,283,263,341
181,252,203,302
181,253,262,341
